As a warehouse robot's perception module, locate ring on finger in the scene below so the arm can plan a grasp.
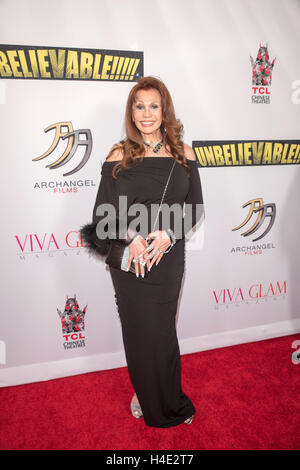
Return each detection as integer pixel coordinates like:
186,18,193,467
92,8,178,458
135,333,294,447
151,250,159,258
137,253,145,263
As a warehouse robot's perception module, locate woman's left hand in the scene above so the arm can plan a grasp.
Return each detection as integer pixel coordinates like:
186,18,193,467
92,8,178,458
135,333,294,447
139,230,171,270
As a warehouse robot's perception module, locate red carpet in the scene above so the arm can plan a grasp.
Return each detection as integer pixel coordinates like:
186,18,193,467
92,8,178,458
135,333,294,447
0,333,299,450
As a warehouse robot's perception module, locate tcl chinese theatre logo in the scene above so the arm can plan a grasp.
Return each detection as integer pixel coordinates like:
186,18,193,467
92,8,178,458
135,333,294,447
250,42,276,104
57,295,87,350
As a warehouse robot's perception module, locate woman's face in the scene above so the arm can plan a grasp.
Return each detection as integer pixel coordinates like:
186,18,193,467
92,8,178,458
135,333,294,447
132,88,163,141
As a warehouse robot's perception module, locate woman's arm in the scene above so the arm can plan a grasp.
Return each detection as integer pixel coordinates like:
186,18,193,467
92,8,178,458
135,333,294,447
182,144,204,238
166,144,204,242
92,146,141,247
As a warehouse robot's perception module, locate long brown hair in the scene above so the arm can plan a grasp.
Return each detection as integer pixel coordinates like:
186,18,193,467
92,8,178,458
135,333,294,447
106,76,190,178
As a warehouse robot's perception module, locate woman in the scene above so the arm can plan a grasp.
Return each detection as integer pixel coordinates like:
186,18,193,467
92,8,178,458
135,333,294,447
92,76,204,428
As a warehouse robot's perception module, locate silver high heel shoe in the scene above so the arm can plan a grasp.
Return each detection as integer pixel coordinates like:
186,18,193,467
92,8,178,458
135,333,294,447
130,397,143,419
184,414,194,425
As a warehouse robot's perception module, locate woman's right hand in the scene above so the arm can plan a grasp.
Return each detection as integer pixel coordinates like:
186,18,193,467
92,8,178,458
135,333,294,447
127,235,150,277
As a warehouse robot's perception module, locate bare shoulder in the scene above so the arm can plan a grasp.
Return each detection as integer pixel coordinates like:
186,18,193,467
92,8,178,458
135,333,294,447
183,143,196,161
106,143,124,162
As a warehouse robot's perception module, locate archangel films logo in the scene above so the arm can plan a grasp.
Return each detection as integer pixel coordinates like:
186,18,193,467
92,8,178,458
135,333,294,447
33,121,92,176
250,43,276,104
57,295,87,350
33,121,97,193
231,198,276,256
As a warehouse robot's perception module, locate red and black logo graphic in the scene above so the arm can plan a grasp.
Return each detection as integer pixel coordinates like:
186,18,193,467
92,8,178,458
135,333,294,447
57,295,87,350
250,43,276,104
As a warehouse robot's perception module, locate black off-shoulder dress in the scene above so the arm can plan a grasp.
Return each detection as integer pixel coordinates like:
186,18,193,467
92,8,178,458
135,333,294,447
92,156,203,427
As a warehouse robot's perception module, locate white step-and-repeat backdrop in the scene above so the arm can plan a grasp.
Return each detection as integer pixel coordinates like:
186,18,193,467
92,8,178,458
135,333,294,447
1,0,300,386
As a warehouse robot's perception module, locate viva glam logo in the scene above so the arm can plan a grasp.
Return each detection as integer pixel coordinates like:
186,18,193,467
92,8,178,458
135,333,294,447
15,231,83,258
213,280,286,309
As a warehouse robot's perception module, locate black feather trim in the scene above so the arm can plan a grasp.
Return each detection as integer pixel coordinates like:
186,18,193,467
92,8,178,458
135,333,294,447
79,222,111,257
